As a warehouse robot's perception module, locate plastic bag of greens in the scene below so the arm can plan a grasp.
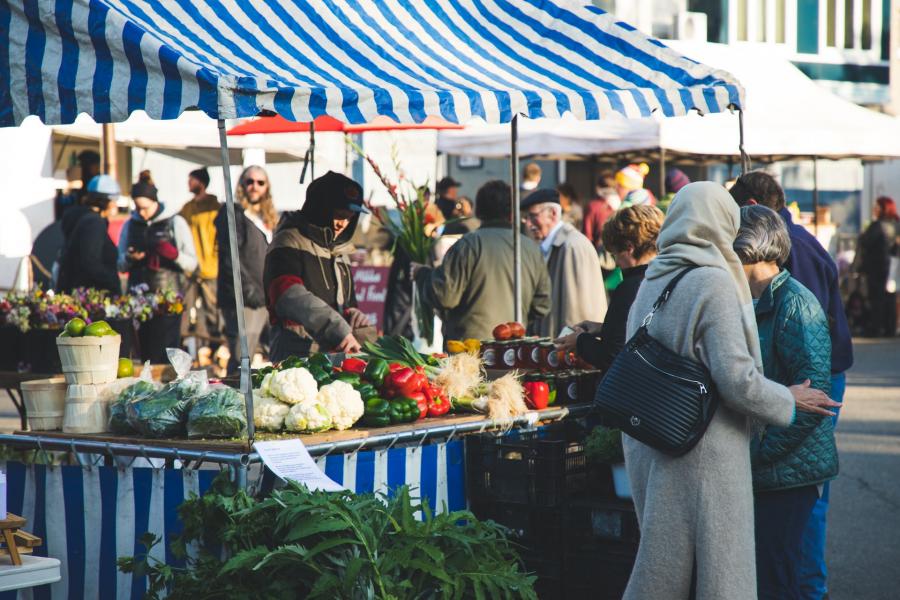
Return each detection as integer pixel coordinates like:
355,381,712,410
108,363,158,434
126,378,199,439
186,387,247,439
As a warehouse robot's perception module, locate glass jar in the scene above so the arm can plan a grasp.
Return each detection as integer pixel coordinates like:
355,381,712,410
481,341,499,368
499,341,519,369
535,342,560,370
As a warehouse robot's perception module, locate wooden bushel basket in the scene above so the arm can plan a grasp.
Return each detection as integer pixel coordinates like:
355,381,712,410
20,377,67,431
56,335,121,385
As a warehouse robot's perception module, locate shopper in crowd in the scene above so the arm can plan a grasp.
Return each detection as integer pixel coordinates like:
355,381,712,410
415,180,551,341
57,174,122,295
583,172,620,249
522,188,606,338
733,205,838,600
554,205,663,369
216,165,276,373
118,170,197,293
730,170,853,599
556,182,584,230
616,163,656,207
434,177,461,223
180,167,221,343
264,171,372,360
659,167,690,213
857,196,899,337
521,162,541,194
621,182,838,600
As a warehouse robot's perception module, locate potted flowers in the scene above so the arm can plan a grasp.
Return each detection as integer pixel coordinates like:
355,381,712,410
132,286,184,364
585,425,631,500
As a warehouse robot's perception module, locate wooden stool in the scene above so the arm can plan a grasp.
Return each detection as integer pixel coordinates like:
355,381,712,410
0,514,41,566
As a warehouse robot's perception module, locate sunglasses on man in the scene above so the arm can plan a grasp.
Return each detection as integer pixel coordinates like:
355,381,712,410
244,178,267,187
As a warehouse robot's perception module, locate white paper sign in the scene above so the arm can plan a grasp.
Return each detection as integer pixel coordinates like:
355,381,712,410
254,439,345,492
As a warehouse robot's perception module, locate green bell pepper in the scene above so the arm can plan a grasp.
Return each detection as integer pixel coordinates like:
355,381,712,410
334,372,362,387
364,397,390,418
363,358,390,387
307,352,333,373
362,414,391,427
308,366,332,387
356,383,380,402
280,355,306,370
387,397,419,424
547,379,557,405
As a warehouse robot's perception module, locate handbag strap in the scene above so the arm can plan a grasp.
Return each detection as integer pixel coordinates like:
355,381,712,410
640,266,700,328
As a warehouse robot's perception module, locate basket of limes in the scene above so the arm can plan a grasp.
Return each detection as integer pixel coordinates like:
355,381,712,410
56,318,121,384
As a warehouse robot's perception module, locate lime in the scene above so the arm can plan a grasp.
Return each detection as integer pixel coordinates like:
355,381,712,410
84,321,113,337
117,358,134,378
64,317,86,337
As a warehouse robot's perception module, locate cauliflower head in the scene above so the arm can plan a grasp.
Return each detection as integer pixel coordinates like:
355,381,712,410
316,381,364,431
258,371,276,397
284,399,333,433
268,367,319,405
253,393,290,432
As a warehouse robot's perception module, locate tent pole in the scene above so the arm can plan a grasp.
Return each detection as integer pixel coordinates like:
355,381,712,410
813,156,820,236
310,120,316,180
658,147,666,199
738,109,750,175
511,114,522,324
217,120,255,443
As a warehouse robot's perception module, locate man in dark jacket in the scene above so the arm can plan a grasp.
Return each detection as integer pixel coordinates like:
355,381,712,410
730,171,851,600
57,174,121,295
264,171,371,360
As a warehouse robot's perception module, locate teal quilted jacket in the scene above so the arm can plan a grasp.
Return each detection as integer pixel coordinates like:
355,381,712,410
752,270,839,492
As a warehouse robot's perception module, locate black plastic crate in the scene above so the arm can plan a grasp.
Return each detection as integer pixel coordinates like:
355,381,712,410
564,499,640,550
563,543,637,600
520,552,564,600
471,501,566,555
466,421,587,507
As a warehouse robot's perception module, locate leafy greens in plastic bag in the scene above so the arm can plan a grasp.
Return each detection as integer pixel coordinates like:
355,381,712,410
187,387,247,439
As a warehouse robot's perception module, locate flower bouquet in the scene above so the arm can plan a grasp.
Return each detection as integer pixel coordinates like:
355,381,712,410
349,140,438,345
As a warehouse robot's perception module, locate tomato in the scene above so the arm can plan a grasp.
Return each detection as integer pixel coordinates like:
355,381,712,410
507,322,526,338
492,323,512,340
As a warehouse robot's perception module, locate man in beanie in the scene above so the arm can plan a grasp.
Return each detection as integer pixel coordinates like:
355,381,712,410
615,163,656,207
522,188,607,337
180,167,222,343
660,168,690,213
264,171,372,359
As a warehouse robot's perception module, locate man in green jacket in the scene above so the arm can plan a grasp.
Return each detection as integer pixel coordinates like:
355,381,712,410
415,180,551,341
733,205,838,600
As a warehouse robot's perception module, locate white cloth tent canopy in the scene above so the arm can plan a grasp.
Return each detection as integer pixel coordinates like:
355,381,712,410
438,41,900,162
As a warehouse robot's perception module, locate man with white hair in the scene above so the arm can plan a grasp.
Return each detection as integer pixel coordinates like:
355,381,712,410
522,188,607,337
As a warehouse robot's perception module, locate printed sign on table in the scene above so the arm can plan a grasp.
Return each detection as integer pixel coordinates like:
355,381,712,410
351,266,390,330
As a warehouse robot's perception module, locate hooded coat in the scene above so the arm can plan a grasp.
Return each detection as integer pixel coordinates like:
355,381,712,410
621,183,795,600
263,188,361,360
57,206,120,294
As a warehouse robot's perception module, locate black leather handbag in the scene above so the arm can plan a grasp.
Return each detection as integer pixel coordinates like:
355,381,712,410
594,266,719,457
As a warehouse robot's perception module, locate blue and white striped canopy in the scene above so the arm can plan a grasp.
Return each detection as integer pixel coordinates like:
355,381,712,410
1,0,744,128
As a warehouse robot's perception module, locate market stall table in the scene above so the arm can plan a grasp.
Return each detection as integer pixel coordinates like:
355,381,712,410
0,555,61,593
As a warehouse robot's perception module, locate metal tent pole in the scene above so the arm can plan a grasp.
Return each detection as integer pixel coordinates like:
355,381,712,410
658,147,666,199
510,114,522,324
217,120,255,443
738,109,750,175
310,119,316,180
813,156,820,236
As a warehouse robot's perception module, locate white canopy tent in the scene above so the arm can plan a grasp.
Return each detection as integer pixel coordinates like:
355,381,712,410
438,41,900,163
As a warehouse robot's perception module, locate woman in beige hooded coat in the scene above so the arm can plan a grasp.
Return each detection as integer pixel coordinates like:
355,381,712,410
622,182,839,600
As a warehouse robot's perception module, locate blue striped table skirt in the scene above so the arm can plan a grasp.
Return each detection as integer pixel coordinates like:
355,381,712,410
1,439,465,600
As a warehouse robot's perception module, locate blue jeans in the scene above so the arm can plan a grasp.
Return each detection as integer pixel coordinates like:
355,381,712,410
798,372,845,599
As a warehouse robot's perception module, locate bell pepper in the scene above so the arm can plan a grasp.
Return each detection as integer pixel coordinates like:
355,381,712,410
446,340,466,354
307,352,333,373
363,358,390,387
341,357,367,375
388,362,406,373
387,367,420,397
405,392,428,420
546,379,557,406
334,372,362,387
308,366,332,387
427,394,450,418
361,397,391,427
388,397,419,424
523,380,550,410
356,383,380,402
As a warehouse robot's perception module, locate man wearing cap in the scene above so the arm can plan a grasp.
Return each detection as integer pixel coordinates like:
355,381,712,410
57,174,122,294
522,188,607,338
264,171,373,359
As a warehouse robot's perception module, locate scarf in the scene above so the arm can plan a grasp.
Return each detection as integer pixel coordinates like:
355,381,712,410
645,181,762,370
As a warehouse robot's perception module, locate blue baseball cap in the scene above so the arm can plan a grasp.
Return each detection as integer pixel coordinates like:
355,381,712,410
86,174,121,197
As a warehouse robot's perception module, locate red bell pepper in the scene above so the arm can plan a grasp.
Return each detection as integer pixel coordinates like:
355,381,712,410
523,381,550,410
341,357,367,375
427,394,450,418
388,362,406,373
406,392,428,420
388,367,427,397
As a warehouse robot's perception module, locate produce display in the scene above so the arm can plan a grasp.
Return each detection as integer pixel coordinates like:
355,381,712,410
125,378,201,439
186,388,247,439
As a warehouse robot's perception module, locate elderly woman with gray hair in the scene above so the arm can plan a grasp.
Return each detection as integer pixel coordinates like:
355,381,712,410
622,183,839,600
734,205,839,600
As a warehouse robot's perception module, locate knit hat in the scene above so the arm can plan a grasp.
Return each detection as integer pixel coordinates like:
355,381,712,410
131,180,158,202
623,188,655,207
665,168,691,195
615,163,649,191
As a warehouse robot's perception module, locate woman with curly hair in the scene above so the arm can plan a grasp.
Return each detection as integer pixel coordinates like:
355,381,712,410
554,204,664,369
215,165,276,372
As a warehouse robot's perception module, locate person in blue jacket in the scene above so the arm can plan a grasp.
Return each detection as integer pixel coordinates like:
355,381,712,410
730,171,852,600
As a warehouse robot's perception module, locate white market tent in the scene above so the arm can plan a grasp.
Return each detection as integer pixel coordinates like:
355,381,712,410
3,0,748,445
437,41,900,162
